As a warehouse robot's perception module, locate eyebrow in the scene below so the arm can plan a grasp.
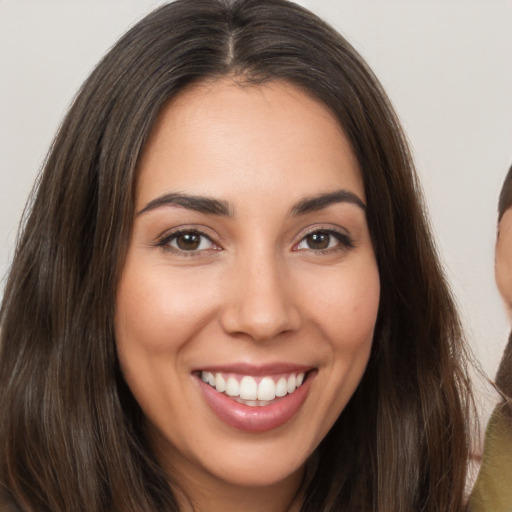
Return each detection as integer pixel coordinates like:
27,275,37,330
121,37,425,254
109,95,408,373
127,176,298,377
137,192,232,217
137,189,365,217
290,190,366,215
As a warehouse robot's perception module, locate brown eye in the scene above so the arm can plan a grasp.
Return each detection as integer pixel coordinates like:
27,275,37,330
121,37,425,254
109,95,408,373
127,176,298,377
295,229,354,252
305,231,331,250
163,230,216,252
175,232,201,250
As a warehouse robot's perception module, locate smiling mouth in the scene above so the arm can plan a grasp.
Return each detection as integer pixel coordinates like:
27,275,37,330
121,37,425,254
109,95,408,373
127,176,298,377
199,370,307,406
195,367,315,432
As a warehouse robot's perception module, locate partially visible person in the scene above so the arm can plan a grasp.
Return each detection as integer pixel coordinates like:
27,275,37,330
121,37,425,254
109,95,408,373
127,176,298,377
470,163,512,511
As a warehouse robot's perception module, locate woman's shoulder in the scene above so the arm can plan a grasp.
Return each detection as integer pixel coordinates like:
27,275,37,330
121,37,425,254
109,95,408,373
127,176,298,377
469,406,512,512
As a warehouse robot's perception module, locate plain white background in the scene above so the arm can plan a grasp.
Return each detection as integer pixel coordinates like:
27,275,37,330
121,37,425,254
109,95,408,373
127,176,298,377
1,0,511,421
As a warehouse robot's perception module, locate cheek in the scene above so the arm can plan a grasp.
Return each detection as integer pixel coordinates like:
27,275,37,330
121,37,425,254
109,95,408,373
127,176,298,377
302,259,379,430
496,215,512,309
115,263,219,355
496,247,512,309
113,261,222,423
306,260,380,350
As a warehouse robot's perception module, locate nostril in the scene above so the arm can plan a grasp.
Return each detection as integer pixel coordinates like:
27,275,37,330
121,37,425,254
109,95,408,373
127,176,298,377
220,301,301,342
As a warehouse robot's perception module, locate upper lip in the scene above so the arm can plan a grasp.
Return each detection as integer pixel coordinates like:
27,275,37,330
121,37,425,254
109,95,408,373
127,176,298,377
192,362,314,376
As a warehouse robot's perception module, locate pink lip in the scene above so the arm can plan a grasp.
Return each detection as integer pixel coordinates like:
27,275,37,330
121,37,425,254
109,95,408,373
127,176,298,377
196,370,315,433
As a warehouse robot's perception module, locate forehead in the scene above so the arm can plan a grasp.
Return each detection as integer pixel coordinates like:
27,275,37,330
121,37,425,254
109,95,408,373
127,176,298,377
135,78,364,208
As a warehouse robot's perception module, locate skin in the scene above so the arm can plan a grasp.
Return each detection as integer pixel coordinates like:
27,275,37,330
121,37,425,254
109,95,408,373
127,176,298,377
496,208,512,315
115,79,380,512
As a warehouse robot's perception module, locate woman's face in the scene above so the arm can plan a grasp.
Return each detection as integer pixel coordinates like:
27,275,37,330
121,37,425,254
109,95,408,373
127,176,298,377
115,79,380,493
496,208,512,314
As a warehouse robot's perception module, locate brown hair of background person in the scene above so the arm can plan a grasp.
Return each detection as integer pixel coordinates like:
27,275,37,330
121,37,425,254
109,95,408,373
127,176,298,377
0,1,474,511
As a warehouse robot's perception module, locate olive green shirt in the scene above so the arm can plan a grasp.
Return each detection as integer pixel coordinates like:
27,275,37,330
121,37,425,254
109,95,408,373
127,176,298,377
470,407,512,511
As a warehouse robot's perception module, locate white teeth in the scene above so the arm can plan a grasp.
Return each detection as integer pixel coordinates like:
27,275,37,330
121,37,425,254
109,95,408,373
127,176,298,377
287,374,296,394
239,376,258,400
257,376,276,401
215,373,226,393
200,370,307,403
225,376,239,396
275,377,288,397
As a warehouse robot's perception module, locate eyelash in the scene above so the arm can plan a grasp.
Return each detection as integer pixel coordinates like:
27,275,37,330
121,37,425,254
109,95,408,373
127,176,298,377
154,227,354,256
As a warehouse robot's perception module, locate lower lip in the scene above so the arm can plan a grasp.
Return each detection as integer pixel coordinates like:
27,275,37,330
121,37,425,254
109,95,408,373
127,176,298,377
196,373,314,433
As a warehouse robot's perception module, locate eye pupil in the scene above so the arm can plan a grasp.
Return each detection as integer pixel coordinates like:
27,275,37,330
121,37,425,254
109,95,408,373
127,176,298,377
307,232,330,250
177,233,201,250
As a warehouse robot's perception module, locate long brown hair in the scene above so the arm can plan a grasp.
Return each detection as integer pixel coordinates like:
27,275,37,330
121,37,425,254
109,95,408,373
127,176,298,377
0,1,473,510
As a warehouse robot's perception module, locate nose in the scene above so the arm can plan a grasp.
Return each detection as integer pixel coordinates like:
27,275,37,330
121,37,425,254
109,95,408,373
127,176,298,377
220,252,301,342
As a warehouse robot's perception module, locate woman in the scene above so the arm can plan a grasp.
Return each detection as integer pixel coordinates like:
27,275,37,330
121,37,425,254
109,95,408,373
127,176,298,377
470,164,512,511
0,1,473,510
